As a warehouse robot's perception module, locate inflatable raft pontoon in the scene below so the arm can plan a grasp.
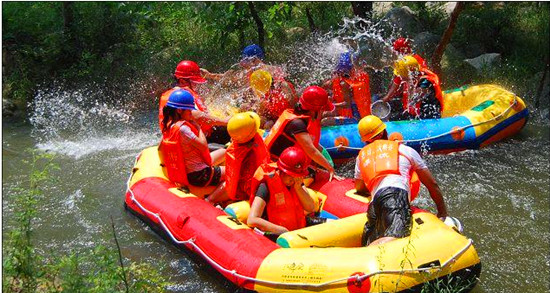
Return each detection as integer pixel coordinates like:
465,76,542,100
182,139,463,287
125,147,481,292
320,84,528,162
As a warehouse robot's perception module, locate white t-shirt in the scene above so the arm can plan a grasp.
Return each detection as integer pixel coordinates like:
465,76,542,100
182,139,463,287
354,144,427,197
179,124,209,173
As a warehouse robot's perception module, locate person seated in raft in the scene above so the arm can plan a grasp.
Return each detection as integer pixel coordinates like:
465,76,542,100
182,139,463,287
159,89,226,199
247,147,319,235
354,115,448,246
158,60,229,143
381,55,444,120
248,69,297,130
321,51,372,126
205,112,268,205
264,86,342,189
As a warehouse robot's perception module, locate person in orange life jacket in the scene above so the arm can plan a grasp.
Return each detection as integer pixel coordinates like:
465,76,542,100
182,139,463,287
247,147,317,235
205,111,269,204
159,89,226,199
382,56,444,120
381,37,428,108
249,70,297,129
321,51,372,126
159,60,229,141
354,115,448,246
264,86,342,185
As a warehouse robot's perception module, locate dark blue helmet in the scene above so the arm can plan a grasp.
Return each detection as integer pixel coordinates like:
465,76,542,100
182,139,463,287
242,44,265,60
335,52,354,74
166,89,196,110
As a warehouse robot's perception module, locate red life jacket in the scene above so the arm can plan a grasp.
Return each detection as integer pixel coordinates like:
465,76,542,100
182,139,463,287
331,69,372,118
225,133,269,201
264,109,321,158
158,120,212,187
357,140,420,200
158,86,211,133
250,163,307,231
400,68,444,116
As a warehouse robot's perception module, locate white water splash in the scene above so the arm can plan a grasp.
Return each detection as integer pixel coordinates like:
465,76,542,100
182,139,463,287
29,81,157,158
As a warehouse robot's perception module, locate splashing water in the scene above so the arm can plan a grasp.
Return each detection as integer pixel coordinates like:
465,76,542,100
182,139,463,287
29,81,159,159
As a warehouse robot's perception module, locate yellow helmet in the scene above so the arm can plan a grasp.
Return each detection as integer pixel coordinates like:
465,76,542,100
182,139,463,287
358,115,386,142
393,55,420,77
227,112,260,144
249,69,272,95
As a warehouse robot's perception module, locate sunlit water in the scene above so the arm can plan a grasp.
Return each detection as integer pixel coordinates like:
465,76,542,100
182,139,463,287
3,17,550,293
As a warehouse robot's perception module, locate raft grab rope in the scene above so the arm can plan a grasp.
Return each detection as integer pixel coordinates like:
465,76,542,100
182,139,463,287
126,154,474,288
325,95,520,151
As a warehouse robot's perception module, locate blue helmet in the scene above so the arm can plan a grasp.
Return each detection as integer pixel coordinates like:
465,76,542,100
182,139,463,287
242,44,265,60
166,89,197,110
335,52,354,74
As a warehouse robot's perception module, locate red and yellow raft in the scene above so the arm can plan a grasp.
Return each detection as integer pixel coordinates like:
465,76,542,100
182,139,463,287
125,147,481,292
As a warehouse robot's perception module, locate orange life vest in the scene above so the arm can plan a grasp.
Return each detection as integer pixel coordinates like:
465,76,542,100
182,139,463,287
401,68,444,116
264,109,321,157
158,86,211,133
332,69,372,118
357,140,420,200
250,163,307,231
225,133,269,201
159,120,212,187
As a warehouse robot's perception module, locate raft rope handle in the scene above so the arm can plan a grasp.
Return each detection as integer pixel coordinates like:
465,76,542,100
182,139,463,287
126,155,475,288
325,95,520,151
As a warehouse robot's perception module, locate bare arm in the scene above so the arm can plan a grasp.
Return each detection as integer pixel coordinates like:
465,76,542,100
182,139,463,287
293,179,316,213
382,82,399,102
295,132,334,174
354,179,370,196
192,110,229,127
416,168,448,218
247,196,289,234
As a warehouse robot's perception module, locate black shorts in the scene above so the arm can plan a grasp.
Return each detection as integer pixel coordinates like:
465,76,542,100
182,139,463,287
187,166,222,187
362,187,412,246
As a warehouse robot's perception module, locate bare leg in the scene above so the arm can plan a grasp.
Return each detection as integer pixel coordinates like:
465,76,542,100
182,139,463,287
210,149,226,166
205,181,229,204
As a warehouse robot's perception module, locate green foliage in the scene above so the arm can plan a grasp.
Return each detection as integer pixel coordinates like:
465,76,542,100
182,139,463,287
2,149,170,292
2,2,548,109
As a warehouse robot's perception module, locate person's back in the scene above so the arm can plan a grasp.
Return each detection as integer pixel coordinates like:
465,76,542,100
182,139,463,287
214,112,268,203
354,116,448,246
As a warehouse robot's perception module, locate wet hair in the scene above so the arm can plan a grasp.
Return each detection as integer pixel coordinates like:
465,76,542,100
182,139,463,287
161,106,181,133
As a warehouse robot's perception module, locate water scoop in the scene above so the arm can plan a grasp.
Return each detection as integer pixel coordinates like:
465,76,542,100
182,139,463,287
371,100,391,121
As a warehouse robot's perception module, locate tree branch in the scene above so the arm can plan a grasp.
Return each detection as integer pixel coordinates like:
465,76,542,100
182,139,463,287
247,1,265,48
430,2,466,76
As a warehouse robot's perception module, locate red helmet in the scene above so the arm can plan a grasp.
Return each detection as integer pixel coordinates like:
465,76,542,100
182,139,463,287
174,60,206,83
299,86,335,112
277,147,310,177
392,37,412,54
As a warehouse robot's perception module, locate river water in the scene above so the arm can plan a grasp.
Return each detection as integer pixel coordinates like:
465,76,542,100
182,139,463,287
2,98,549,292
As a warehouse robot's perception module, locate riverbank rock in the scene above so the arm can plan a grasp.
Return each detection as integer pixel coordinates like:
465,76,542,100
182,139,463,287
373,2,394,17
426,2,458,17
381,6,422,37
464,53,501,73
2,98,19,118
413,32,441,57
